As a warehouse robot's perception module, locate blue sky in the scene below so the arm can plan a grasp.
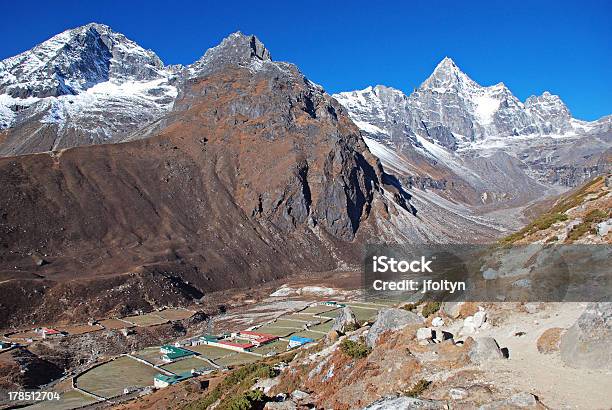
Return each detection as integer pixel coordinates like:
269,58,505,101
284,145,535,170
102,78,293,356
1,0,610,120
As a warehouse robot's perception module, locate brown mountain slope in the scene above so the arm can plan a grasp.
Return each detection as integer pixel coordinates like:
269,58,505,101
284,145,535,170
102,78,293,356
0,37,390,329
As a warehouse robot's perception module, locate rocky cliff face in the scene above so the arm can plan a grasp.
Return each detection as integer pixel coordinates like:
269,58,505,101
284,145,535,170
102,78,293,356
333,57,611,196
0,32,390,328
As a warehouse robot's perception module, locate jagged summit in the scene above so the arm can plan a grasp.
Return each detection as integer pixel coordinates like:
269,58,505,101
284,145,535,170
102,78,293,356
0,23,166,98
0,26,280,154
188,31,271,76
420,56,479,92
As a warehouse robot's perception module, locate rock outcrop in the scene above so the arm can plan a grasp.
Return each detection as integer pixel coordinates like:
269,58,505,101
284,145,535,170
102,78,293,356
467,337,506,364
363,395,445,410
366,308,423,347
331,307,358,333
560,302,612,369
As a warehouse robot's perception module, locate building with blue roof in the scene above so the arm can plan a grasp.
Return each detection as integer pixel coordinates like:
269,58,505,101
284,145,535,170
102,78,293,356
288,335,314,349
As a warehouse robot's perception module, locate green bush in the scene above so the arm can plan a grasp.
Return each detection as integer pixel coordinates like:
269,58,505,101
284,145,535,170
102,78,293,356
567,209,609,241
184,363,275,410
226,389,265,410
405,379,431,397
401,303,418,312
340,338,371,359
421,302,441,318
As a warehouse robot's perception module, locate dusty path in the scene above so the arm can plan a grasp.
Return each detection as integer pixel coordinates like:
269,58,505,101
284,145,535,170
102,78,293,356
472,303,612,409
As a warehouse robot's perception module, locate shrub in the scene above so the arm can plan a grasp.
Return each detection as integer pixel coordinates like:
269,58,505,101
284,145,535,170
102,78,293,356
567,209,609,241
185,363,275,410
340,338,371,359
421,301,441,318
226,389,266,410
344,322,360,332
401,303,419,312
405,379,431,397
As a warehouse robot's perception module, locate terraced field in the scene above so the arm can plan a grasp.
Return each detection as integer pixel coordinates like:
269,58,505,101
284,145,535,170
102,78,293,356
132,347,166,366
155,308,195,321
161,357,215,374
267,319,306,329
214,352,260,367
250,339,289,356
76,356,158,398
99,318,133,330
123,314,168,327
187,345,236,360
25,389,98,410
254,326,298,337
292,330,326,340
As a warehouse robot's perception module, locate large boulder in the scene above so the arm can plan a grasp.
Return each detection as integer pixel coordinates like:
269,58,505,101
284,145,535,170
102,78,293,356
441,301,465,318
467,337,506,364
536,327,564,354
365,308,424,347
331,307,358,333
363,395,445,410
560,302,612,370
478,392,541,409
264,401,297,410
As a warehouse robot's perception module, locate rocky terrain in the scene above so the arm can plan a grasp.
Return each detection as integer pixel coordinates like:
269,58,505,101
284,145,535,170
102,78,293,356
0,27,520,331
104,176,609,410
333,58,611,209
0,23,610,409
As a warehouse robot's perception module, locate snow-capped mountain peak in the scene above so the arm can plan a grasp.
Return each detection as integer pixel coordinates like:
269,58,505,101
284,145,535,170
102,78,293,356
0,23,166,99
420,57,479,93
0,23,178,153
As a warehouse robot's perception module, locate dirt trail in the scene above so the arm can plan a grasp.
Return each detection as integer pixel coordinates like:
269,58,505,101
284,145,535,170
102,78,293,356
474,303,612,409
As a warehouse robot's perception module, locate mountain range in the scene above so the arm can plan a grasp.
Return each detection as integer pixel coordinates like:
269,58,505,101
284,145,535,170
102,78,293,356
0,24,610,327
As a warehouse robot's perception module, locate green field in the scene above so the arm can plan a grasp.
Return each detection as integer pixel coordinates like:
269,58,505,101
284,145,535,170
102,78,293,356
155,308,194,321
186,345,235,360
214,352,260,367
25,389,97,410
282,314,319,323
250,339,289,356
123,314,168,327
161,357,215,374
268,319,306,329
292,330,326,340
319,310,342,319
348,307,379,322
299,305,340,315
254,326,297,337
76,356,159,398
132,347,166,366
309,320,334,333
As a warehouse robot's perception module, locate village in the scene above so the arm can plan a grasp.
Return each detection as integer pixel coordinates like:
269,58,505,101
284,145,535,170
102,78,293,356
1,298,393,409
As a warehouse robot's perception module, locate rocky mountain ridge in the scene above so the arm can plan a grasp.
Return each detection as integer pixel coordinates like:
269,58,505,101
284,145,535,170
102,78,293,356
0,25,271,156
333,58,610,201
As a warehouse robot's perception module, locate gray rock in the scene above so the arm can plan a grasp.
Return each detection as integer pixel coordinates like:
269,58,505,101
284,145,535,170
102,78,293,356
468,337,506,364
449,387,468,400
363,395,445,410
596,219,611,237
366,308,424,347
290,390,311,401
264,401,297,410
416,327,433,341
441,302,465,318
560,302,612,370
332,307,359,333
479,392,539,409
